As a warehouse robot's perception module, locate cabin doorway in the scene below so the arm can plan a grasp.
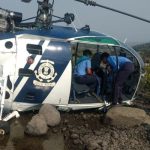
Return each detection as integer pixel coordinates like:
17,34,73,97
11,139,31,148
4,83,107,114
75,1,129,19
69,42,140,104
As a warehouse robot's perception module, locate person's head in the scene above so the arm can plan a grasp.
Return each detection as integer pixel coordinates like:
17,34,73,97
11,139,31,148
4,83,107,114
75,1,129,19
83,49,92,57
100,52,110,64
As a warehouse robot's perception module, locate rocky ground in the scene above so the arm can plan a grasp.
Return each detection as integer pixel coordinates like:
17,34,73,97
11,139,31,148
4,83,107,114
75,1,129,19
1,92,150,150
58,92,150,150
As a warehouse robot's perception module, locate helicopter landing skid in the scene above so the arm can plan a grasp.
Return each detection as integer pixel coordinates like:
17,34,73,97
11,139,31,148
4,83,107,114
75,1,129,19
2,111,20,122
0,111,20,135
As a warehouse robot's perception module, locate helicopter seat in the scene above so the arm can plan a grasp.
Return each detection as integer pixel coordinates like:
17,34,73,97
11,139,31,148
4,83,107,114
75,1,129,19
72,78,90,100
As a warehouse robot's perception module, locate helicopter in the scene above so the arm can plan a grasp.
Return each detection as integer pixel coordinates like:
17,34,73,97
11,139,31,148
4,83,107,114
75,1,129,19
0,0,148,134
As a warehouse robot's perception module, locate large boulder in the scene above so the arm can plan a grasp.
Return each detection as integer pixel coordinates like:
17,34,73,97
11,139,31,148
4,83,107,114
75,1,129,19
39,104,61,127
105,106,148,128
25,114,48,135
144,115,150,125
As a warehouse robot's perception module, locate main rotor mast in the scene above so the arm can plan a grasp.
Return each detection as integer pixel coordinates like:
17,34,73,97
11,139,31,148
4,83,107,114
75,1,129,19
35,0,54,28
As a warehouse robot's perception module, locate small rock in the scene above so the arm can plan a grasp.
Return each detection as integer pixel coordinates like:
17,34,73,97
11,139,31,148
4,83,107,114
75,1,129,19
101,141,108,148
63,119,68,124
94,131,101,136
80,112,84,115
85,124,89,128
52,128,58,133
71,133,79,139
82,114,87,120
25,114,48,136
73,139,81,145
111,131,119,139
88,141,100,150
62,127,67,132
144,115,150,125
39,104,61,127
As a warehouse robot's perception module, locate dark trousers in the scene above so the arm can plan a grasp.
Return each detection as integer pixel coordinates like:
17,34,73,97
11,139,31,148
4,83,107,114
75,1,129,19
74,74,97,92
95,68,106,96
113,62,134,104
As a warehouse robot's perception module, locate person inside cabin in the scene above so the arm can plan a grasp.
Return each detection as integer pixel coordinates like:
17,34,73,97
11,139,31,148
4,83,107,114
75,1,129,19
91,52,108,97
74,49,98,95
100,52,134,105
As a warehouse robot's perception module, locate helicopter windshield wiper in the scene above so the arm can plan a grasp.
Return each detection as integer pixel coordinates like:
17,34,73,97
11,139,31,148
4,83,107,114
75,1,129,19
75,0,150,24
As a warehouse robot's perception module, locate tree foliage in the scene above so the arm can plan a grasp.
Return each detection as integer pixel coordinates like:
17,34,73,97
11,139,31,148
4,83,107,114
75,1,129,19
133,43,150,63
144,65,150,89
133,43,150,90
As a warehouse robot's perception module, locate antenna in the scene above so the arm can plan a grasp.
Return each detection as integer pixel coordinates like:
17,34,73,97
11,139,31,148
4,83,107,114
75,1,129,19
124,38,127,43
75,0,150,24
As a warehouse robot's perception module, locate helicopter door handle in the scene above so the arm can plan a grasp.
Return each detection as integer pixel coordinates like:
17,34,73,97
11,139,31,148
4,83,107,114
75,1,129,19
19,68,34,77
27,44,42,55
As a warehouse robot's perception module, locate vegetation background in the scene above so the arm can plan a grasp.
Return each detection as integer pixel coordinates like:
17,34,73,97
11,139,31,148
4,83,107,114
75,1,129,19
133,43,150,94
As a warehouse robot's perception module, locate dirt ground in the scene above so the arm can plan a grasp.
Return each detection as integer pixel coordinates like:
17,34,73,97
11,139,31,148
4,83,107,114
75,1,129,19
0,92,150,150
59,92,150,150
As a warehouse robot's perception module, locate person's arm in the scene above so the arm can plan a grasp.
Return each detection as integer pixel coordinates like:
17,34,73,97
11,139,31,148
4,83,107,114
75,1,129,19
86,59,93,75
87,68,93,75
107,56,118,72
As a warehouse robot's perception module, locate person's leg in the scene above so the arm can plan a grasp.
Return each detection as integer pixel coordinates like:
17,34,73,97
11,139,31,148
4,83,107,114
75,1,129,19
95,75,101,95
96,70,106,96
113,72,125,104
113,63,134,104
84,75,98,92
74,75,97,92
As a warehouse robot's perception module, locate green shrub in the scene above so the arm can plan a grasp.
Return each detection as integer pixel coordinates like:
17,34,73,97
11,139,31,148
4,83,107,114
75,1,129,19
143,65,150,89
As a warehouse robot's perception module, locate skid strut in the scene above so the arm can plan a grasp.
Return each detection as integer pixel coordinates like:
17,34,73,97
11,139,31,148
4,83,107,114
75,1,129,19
0,75,20,121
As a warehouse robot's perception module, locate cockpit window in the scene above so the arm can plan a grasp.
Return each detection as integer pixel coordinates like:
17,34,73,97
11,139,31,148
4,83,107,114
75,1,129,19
76,37,119,45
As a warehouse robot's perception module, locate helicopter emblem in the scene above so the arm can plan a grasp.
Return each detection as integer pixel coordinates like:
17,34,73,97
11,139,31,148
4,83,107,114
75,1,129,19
33,60,57,87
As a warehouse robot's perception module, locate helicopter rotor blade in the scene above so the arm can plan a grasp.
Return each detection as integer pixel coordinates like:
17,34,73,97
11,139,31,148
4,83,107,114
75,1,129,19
75,0,150,24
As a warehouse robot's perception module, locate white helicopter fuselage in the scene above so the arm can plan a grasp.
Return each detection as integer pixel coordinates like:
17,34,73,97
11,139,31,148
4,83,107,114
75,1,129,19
0,34,71,112
0,26,144,113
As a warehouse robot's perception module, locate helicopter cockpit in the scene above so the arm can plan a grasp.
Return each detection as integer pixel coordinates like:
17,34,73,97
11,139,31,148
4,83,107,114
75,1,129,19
69,36,143,104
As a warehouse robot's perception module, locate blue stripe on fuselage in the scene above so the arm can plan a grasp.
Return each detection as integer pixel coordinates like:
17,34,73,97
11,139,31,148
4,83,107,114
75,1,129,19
14,40,45,90
14,41,71,103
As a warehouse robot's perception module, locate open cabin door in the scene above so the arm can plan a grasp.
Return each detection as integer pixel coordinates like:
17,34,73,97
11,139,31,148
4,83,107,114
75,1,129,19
70,38,141,104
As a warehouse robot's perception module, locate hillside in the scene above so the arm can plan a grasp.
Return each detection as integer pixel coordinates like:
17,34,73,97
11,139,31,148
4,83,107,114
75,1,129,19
133,43,150,63
133,43,150,51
